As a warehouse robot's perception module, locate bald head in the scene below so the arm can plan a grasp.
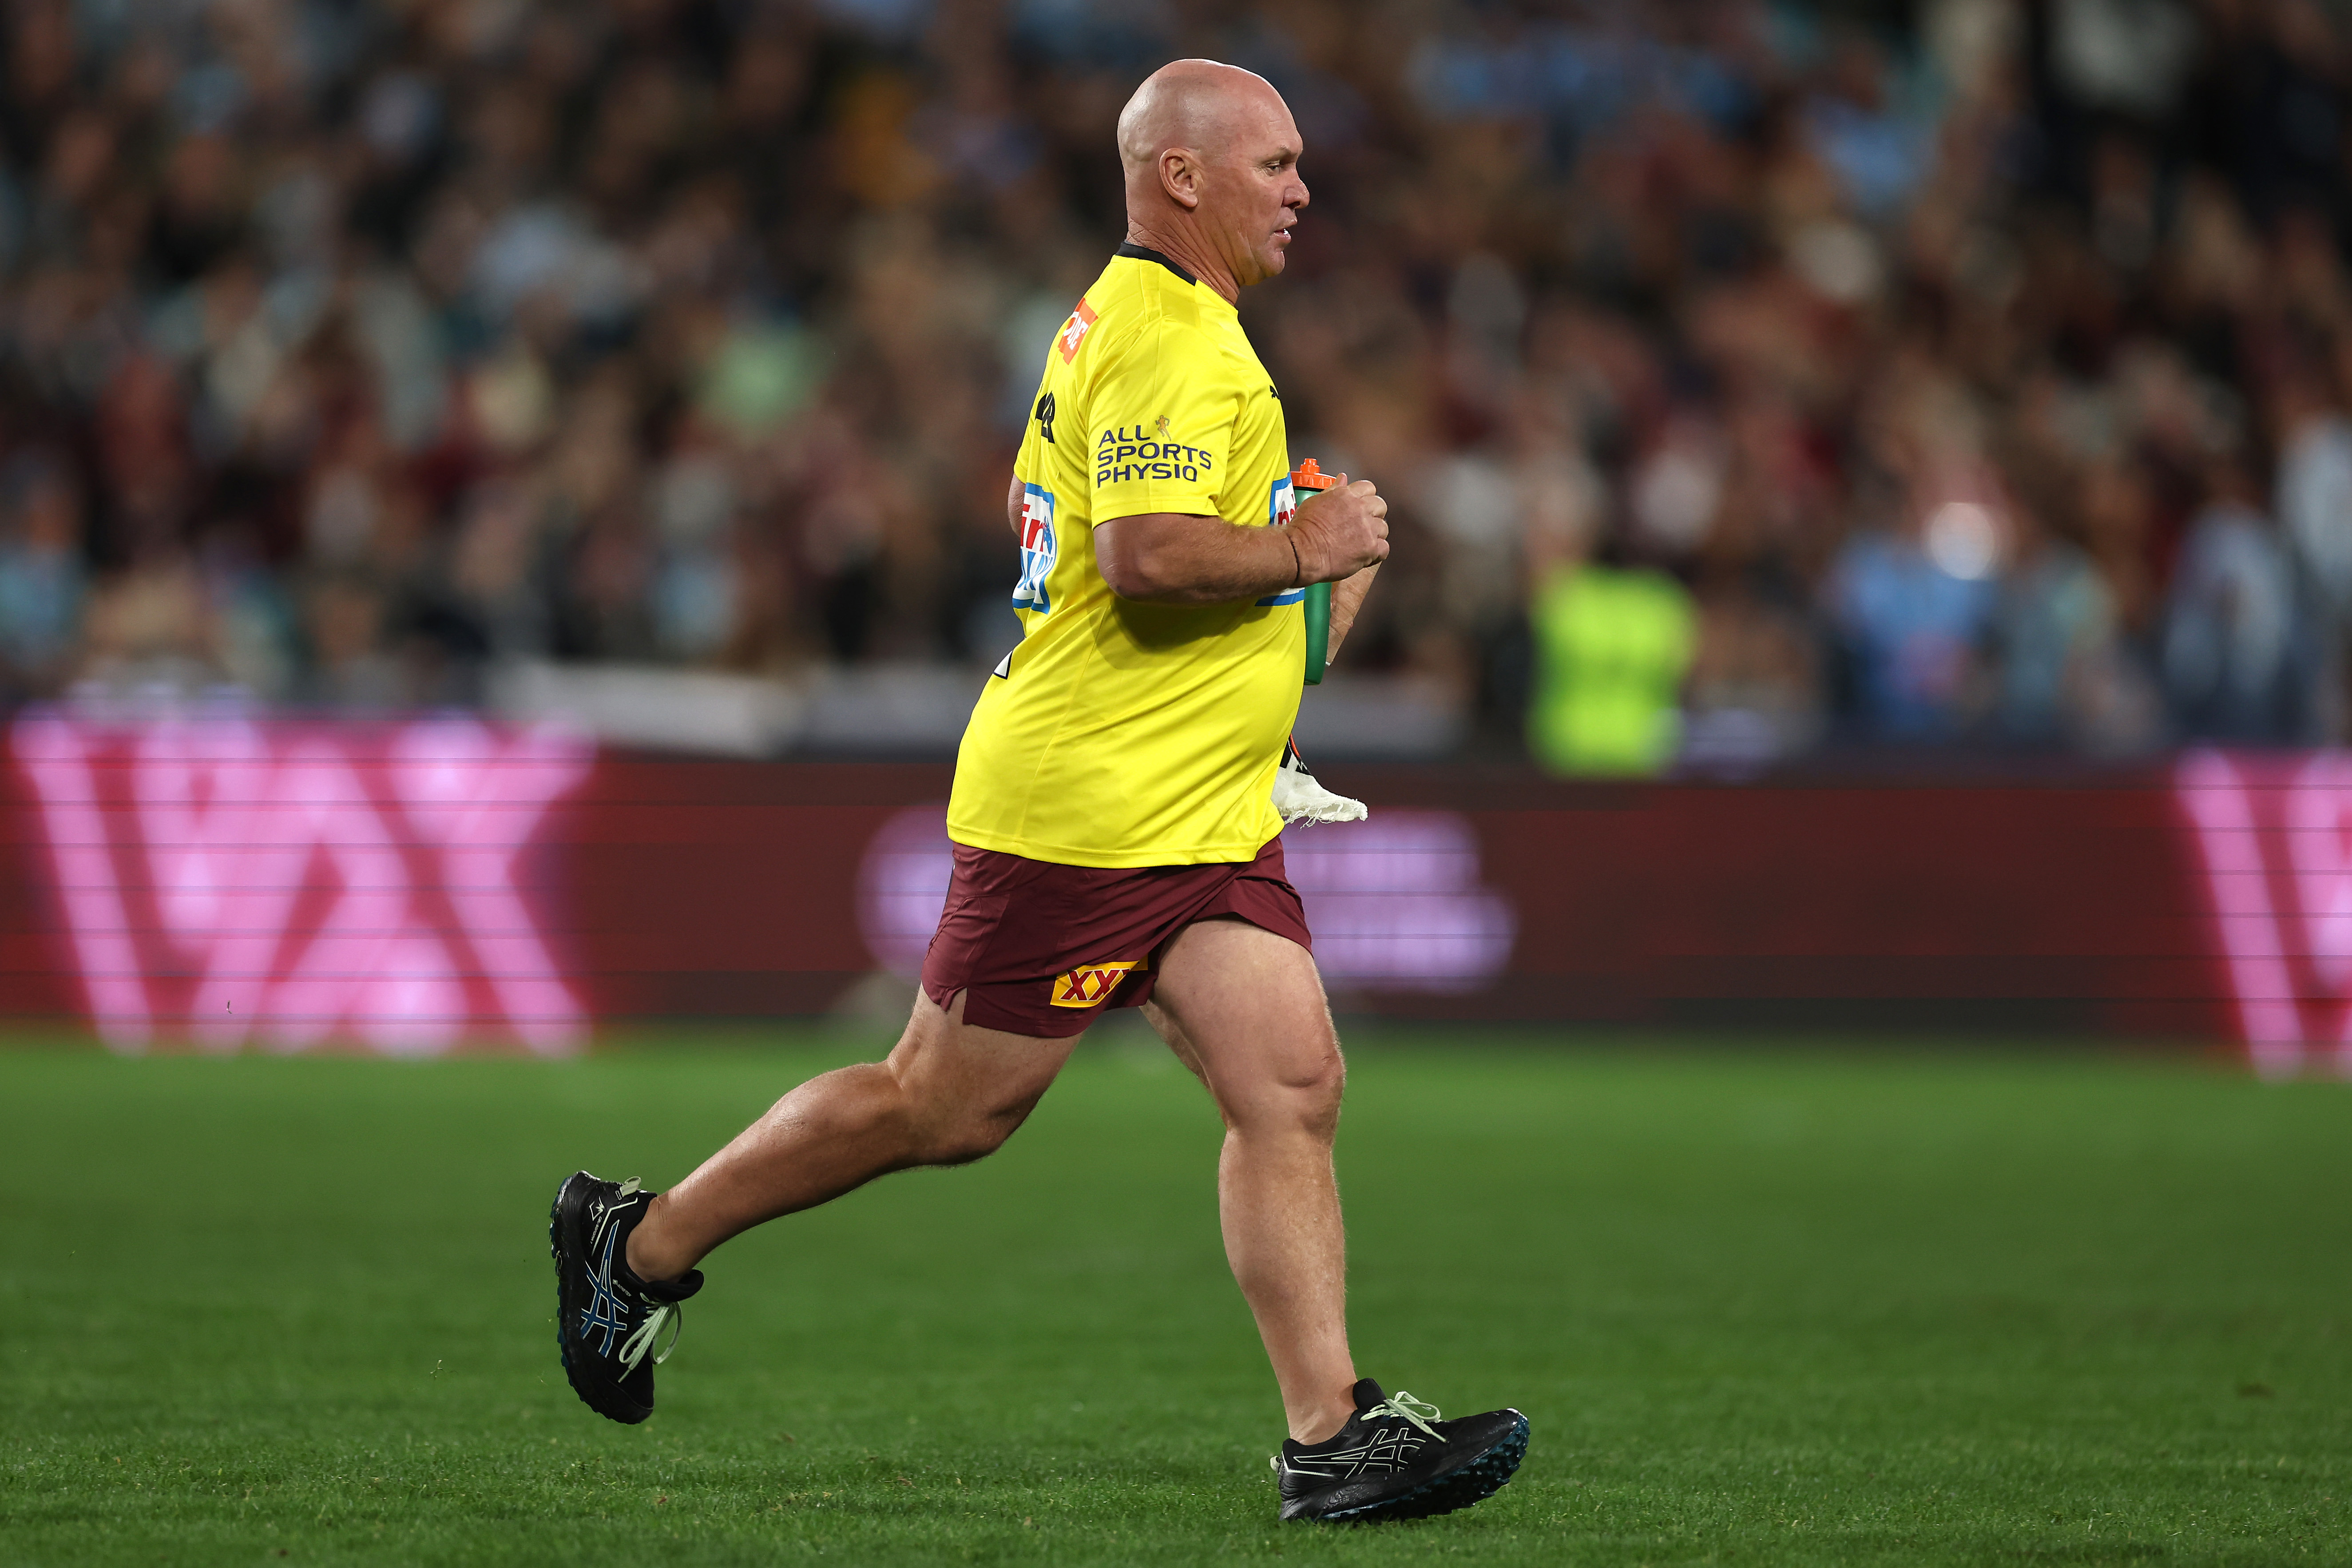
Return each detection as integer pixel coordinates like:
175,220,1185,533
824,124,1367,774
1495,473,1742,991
1117,59,1284,173
1115,60,1307,301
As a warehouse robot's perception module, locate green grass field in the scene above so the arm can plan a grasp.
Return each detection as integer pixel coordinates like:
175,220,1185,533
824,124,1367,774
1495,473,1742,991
4,1026,2351,1566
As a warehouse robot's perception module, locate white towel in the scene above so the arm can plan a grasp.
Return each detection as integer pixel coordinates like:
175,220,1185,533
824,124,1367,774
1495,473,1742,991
1272,752,1368,825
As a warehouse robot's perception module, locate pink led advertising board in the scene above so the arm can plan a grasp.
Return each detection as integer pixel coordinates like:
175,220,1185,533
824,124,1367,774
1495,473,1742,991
10,714,590,1053
0,714,2340,1068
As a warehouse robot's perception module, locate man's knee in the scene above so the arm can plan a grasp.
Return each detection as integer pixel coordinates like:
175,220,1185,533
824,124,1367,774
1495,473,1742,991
915,1106,1022,1167
1292,1046,1345,1138
884,991,1071,1166
879,1059,1027,1165
1231,1039,1345,1141
888,1049,1041,1166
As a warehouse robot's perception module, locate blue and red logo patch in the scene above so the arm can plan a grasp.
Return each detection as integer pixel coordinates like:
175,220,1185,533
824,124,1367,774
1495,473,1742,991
1014,484,1056,614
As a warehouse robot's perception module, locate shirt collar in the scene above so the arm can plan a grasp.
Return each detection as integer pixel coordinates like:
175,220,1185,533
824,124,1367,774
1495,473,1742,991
1114,242,1198,287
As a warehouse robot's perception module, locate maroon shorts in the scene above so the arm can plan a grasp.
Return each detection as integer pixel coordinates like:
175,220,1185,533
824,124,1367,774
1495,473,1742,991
919,835,1312,1037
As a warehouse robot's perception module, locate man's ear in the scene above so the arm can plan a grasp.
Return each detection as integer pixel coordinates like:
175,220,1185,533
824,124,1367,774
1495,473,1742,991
1158,147,1202,211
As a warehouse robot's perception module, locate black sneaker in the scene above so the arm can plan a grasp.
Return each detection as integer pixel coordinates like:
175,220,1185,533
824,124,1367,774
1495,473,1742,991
1274,1378,1529,1523
548,1171,703,1425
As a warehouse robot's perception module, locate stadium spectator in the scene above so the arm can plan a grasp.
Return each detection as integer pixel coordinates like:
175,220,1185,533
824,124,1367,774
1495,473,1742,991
1988,476,2150,751
1526,519,1697,776
0,453,84,696
2162,459,2308,741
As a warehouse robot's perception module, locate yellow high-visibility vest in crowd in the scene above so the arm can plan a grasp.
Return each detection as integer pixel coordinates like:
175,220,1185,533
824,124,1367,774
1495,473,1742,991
1528,564,1695,776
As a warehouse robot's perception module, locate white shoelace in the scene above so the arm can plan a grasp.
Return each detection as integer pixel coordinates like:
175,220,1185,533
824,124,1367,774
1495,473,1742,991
603,1177,683,1373
1270,1389,1448,1468
617,1298,683,1373
1365,1391,1445,1441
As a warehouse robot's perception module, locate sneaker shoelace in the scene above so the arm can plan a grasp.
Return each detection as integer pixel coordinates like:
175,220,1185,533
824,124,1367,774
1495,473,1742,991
606,1178,684,1374
1366,1391,1445,1441
617,1298,683,1373
1270,1389,1448,1470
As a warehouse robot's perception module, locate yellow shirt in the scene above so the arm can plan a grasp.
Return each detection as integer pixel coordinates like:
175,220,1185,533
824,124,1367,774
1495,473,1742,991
947,245,1302,867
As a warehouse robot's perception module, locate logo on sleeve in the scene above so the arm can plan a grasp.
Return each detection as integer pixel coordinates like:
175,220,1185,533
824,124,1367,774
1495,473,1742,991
1257,476,1304,606
1058,300,1098,363
1013,484,1056,614
1050,959,1141,1008
1035,392,1056,444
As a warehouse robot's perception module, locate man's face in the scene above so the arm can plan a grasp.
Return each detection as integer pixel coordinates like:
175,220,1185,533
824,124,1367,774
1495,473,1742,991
1196,95,1307,288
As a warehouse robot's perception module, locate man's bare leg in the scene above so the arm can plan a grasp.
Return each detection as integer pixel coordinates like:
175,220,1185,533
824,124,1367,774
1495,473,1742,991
625,988,1079,1282
1146,917,1357,1444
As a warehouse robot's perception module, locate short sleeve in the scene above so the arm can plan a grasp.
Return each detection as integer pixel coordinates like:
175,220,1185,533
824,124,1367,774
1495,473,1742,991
1087,322,1241,524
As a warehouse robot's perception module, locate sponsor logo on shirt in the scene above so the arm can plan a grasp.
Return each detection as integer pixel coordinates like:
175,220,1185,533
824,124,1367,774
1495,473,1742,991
1058,300,1098,363
1258,476,1305,607
1050,959,1140,1007
1014,484,1056,614
1096,426,1215,486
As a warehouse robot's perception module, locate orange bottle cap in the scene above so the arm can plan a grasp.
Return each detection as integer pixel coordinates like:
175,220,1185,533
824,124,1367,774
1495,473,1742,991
1290,457,1347,491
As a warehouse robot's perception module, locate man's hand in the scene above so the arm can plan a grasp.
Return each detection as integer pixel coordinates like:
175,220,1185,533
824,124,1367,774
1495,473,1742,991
1289,480,1389,584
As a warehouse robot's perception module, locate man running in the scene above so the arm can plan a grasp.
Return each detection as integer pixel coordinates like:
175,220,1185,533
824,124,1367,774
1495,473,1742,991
549,58,1528,1525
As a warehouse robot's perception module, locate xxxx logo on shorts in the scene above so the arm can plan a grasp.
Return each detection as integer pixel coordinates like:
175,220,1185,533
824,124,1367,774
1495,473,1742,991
1050,959,1140,1008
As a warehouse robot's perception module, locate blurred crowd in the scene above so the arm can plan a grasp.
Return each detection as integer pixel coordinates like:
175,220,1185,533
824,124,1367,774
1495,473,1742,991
0,0,2348,767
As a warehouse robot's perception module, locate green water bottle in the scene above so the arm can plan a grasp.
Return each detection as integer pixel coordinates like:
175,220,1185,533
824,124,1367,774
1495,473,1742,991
1290,459,1343,686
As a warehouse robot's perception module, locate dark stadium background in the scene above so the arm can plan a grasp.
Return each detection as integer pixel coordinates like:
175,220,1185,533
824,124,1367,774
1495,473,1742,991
9,7,2352,1564
0,0,2347,1066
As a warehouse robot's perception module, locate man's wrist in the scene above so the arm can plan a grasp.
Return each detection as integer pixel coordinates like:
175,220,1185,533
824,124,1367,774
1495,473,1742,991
1286,531,1303,588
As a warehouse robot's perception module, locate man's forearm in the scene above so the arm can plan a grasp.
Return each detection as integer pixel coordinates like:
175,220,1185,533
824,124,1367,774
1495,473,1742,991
1098,514,1302,605
1324,565,1379,666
